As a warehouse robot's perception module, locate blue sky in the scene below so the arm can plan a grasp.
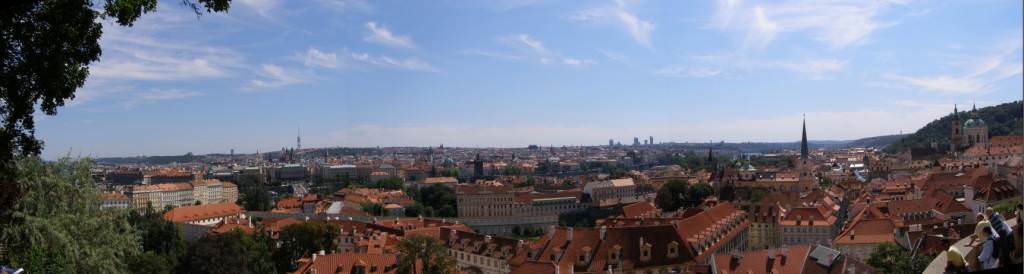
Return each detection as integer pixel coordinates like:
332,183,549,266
38,0,1023,158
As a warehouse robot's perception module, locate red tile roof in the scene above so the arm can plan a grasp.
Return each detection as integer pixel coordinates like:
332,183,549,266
163,202,244,223
292,252,398,274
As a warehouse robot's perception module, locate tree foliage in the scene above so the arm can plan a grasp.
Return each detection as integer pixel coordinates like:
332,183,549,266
885,101,1023,153
364,177,403,190
126,205,186,273
718,184,736,201
655,180,689,212
687,182,715,202
0,157,140,273
274,221,340,271
396,235,457,274
0,0,233,218
866,243,930,274
408,184,458,217
181,230,277,274
240,184,273,211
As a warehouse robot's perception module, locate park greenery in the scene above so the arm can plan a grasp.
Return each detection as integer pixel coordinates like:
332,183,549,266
866,243,931,274
405,184,458,217
655,180,715,212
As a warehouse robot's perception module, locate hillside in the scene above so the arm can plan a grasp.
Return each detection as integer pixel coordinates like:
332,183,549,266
845,134,906,149
884,101,1023,154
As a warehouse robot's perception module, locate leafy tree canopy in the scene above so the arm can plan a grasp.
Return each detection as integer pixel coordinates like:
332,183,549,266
0,157,140,273
866,243,930,274
0,0,233,217
396,235,456,274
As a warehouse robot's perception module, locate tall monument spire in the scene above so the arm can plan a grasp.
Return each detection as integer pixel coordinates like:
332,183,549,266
800,114,808,160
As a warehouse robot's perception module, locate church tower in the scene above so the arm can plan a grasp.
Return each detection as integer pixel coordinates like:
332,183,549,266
800,114,809,160
951,104,963,152
798,115,813,192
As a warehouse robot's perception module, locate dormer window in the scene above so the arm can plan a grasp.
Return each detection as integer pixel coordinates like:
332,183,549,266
667,241,679,258
610,245,622,261
640,243,652,261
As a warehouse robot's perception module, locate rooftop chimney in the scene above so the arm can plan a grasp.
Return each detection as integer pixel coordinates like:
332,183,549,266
567,227,574,241
600,225,607,240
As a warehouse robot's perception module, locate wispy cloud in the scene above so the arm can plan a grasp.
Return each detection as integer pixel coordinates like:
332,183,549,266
776,59,846,80
249,64,309,89
885,37,1023,93
300,48,340,68
501,34,595,67
509,33,549,55
350,52,438,72
561,58,596,66
653,66,721,78
237,0,280,17
598,49,630,64
316,0,372,13
293,48,438,72
460,49,523,60
123,89,204,108
90,29,242,81
711,0,899,49
571,0,655,48
364,22,416,48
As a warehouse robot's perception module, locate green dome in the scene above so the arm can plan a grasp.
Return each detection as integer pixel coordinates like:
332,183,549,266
964,118,986,128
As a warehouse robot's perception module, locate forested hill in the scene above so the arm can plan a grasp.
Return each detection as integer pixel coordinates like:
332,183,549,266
885,101,1023,154
845,134,905,149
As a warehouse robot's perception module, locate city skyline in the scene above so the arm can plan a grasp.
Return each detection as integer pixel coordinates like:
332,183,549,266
37,0,1023,158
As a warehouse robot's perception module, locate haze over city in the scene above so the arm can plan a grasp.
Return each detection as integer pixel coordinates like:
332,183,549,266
35,0,1023,158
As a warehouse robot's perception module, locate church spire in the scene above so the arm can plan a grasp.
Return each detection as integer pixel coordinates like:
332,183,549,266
800,114,808,160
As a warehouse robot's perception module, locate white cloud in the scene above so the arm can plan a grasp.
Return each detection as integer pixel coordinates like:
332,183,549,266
301,48,339,68
886,38,1022,94
249,64,308,89
501,34,592,67
562,58,596,66
654,66,721,78
238,0,280,17
122,89,203,107
316,0,371,13
510,33,549,55
571,0,655,48
712,0,898,49
90,28,243,81
350,52,438,72
364,22,416,48
136,89,203,101
460,49,523,60
598,49,630,64
776,59,846,80
883,75,984,93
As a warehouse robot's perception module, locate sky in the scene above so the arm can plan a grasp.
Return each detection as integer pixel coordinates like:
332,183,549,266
37,0,1024,158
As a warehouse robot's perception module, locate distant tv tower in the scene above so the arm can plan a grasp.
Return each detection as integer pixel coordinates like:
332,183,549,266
296,126,302,150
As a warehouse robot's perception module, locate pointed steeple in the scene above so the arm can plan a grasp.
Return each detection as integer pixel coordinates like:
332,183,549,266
800,114,809,160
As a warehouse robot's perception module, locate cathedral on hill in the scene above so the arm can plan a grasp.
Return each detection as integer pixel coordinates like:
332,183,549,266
950,104,989,152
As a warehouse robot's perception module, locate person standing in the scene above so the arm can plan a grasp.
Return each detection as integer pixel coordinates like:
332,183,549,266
978,226,999,270
985,207,1014,266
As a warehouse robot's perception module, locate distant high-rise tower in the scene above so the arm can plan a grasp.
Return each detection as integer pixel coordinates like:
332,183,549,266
633,137,640,146
649,136,654,145
609,139,614,147
296,127,302,150
800,114,809,160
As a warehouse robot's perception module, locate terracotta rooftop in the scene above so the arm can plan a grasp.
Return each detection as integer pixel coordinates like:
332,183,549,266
163,202,244,223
